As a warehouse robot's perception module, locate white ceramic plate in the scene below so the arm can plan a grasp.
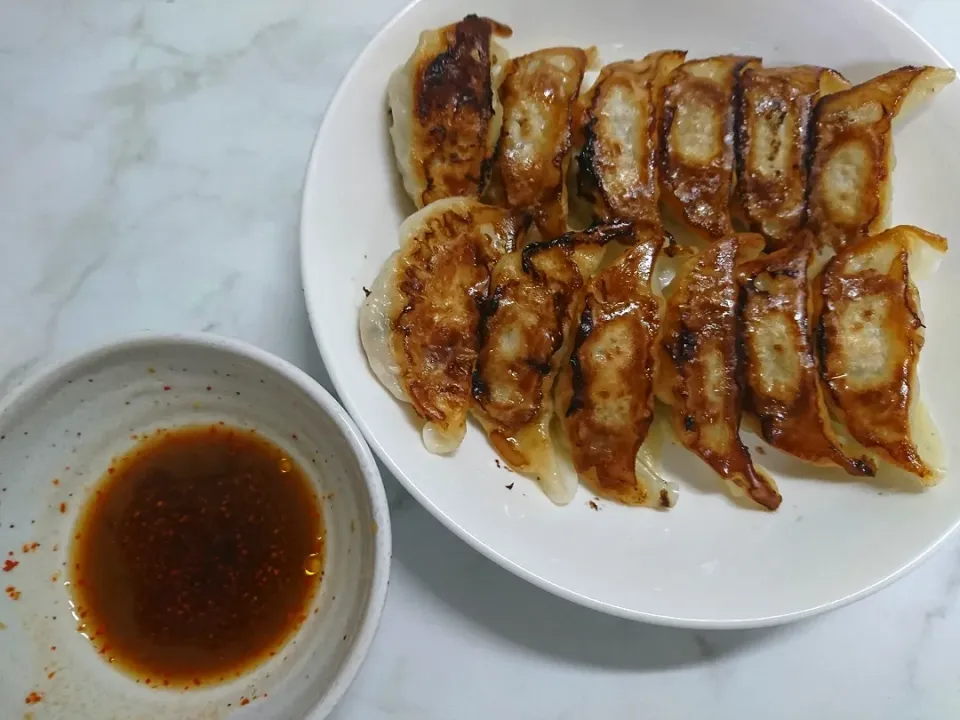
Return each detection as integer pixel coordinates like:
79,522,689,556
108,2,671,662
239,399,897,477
301,0,960,627
0,334,390,719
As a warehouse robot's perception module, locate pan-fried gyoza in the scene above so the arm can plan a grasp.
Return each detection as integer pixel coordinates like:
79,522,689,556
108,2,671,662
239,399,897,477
817,225,947,482
660,55,760,240
493,46,592,238
373,23,955,510
739,244,875,475
360,197,529,455
805,65,955,249
388,15,513,208
657,233,782,510
472,222,635,504
575,51,686,226
735,66,849,248
555,224,674,506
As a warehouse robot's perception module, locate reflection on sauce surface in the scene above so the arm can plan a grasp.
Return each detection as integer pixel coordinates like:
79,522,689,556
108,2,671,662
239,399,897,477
69,424,324,687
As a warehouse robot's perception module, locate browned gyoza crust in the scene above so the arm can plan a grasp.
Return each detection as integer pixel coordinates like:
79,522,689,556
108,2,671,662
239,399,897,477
556,224,666,505
806,66,954,249
738,244,874,475
392,200,529,437
660,55,760,240
495,46,591,239
576,51,686,226
735,66,848,248
656,233,782,510
817,225,946,481
472,221,634,471
412,15,512,206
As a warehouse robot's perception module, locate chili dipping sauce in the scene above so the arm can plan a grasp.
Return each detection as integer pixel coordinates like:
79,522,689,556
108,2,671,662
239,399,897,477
69,424,324,687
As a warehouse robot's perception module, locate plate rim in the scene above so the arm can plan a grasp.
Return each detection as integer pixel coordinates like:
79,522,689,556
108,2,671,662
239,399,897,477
300,0,959,628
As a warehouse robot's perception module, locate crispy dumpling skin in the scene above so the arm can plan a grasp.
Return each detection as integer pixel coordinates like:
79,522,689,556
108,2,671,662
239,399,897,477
817,225,947,482
660,55,760,240
739,244,875,475
388,15,512,208
473,221,635,504
806,66,955,249
359,197,529,455
656,233,782,510
556,224,674,507
735,66,849,248
494,46,592,239
576,51,687,226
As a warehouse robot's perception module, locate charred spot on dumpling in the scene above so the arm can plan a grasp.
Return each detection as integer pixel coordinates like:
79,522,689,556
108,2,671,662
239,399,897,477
674,326,698,365
564,302,594,417
389,16,512,208
417,17,497,119
658,489,672,508
576,117,604,204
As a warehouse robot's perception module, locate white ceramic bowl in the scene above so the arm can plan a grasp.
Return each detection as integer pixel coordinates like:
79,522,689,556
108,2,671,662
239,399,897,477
0,333,391,719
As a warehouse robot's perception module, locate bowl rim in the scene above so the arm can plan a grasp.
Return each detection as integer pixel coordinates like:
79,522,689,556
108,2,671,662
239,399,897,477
299,0,958,630
0,330,392,719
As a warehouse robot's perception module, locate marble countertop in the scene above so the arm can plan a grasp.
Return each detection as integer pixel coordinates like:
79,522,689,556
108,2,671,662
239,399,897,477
2,0,959,717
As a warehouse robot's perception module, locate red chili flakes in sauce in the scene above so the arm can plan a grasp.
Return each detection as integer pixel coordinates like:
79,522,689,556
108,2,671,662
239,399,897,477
3,559,19,572
24,691,43,705
67,424,325,687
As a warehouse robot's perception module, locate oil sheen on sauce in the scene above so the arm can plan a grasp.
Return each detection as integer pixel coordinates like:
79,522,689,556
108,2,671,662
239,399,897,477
69,424,324,687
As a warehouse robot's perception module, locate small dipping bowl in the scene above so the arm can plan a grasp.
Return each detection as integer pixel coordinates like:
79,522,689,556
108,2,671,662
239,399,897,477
0,333,391,719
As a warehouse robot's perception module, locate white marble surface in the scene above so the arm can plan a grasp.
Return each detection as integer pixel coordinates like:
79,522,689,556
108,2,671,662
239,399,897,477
1,0,959,717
